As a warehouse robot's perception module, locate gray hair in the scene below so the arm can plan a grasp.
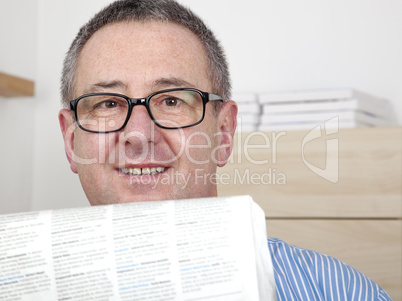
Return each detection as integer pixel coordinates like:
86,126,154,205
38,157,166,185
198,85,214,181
60,0,231,109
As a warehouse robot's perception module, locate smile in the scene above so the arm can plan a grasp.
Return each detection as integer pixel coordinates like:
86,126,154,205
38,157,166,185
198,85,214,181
119,167,166,176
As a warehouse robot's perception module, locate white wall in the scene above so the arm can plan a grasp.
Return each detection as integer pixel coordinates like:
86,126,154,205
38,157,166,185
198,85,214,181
0,0,37,213
185,0,402,118
1,0,401,213
31,0,111,212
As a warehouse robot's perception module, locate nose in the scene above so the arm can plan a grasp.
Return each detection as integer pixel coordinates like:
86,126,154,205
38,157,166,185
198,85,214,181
120,105,162,157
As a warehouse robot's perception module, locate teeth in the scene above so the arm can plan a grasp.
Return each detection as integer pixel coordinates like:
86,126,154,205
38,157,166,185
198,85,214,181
120,167,166,176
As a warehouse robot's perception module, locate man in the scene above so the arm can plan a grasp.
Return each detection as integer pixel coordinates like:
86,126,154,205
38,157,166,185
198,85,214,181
58,0,391,299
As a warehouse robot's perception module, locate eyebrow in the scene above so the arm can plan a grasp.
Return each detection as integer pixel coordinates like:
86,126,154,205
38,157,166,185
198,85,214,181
82,76,196,95
83,80,128,94
152,77,196,90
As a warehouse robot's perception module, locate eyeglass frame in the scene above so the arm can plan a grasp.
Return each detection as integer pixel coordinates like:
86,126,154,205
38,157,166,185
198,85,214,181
69,87,225,133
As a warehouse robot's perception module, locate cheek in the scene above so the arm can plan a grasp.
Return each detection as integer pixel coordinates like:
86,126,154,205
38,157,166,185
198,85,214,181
174,120,219,166
185,132,214,163
73,133,96,161
161,129,187,158
73,132,118,164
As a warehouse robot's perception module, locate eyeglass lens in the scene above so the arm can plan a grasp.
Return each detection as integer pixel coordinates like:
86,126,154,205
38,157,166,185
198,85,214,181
75,90,205,132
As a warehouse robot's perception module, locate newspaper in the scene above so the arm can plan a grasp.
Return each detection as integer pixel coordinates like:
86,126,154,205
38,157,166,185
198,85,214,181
0,195,276,300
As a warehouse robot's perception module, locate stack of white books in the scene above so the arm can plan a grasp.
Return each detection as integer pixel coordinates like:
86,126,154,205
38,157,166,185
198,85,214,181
258,88,398,131
232,92,261,132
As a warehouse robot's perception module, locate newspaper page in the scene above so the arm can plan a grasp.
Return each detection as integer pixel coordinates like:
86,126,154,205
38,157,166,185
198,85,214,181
0,195,276,300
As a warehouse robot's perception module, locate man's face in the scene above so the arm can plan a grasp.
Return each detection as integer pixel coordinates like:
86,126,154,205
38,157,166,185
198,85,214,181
59,21,236,205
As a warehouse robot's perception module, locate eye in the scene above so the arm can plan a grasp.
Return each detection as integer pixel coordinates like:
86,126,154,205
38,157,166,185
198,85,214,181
103,100,118,108
93,99,121,110
164,98,180,106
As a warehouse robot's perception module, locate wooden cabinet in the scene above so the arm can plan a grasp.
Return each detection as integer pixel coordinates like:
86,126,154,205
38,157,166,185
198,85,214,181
218,126,402,300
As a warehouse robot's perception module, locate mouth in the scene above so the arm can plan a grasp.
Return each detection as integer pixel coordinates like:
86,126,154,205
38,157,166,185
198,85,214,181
119,167,167,176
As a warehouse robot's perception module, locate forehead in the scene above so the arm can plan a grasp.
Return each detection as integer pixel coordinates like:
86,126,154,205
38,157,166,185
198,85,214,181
75,21,211,96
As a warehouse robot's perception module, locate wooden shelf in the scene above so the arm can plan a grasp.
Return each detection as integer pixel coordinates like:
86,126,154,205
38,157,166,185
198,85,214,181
0,72,34,97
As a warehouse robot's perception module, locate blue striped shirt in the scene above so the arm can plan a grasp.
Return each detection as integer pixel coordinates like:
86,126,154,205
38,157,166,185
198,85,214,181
268,238,392,300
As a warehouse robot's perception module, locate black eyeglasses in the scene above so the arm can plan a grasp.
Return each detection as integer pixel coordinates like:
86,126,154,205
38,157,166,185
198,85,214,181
70,88,224,133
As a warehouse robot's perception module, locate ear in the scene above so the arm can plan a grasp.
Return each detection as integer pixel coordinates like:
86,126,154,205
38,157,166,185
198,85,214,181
215,100,238,167
59,109,78,174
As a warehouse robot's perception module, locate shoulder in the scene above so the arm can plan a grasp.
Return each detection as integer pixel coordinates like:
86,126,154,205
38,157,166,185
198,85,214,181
267,238,391,301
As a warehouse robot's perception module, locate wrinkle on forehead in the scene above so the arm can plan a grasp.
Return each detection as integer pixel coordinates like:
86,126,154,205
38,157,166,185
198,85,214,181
75,21,211,97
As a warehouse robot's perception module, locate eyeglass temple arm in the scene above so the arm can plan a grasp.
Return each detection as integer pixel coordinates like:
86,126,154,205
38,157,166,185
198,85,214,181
208,93,226,102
